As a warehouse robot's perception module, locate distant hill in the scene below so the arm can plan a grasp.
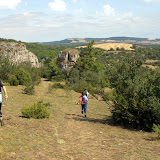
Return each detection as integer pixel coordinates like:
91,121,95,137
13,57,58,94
39,37,160,47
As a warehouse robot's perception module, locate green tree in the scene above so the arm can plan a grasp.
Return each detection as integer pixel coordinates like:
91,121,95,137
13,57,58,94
15,68,32,85
42,52,64,81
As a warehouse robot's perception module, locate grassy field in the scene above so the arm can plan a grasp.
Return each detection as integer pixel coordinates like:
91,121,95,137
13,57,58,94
77,43,133,51
0,79,160,160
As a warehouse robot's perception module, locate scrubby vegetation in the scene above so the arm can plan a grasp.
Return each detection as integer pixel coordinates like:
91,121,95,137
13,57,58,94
152,123,160,139
21,101,50,119
23,85,35,95
41,52,64,81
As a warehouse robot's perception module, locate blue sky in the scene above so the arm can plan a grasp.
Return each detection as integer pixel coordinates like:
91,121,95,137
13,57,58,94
0,0,160,42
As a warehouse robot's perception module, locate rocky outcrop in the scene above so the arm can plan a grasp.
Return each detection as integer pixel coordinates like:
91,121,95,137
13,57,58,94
57,48,80,72
0,41,40,67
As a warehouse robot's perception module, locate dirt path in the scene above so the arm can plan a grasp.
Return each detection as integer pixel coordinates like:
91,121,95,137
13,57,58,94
0,79,160,160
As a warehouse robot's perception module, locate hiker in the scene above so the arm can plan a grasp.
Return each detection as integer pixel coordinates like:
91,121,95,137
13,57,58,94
82,91,88,117
0,81,8,125
77,92,85,114
84,88,89,98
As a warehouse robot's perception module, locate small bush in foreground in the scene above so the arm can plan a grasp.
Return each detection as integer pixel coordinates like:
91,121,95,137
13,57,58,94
22,101,50,119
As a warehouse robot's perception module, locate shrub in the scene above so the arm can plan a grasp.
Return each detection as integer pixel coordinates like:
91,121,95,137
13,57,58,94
0,55,16,80
8,75,19,86
48,83,67,93
23,85,35,95
17,63,41,85
22,101,50,119
152,124,160,139
102,89,117,101
15,68,32,85
52,83,66,89
51,75,65,82
73,79,88,93
30,67,41,85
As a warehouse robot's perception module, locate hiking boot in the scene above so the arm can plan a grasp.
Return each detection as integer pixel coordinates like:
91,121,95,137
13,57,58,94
81,111,83,114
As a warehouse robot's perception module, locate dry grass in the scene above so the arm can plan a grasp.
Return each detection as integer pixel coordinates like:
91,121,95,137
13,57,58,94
77,43,133,51
146,59,158,63
142,64,159,69
0,79,160,160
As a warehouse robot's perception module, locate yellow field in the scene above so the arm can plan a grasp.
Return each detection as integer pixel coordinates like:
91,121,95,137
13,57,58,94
77,43,133,51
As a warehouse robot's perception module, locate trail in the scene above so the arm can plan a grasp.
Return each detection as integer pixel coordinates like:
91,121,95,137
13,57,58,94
0,79,160,160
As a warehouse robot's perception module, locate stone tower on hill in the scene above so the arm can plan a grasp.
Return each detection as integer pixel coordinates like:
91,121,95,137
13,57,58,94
57,48,80,73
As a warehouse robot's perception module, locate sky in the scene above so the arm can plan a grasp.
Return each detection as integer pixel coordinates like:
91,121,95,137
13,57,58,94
0,0,160,42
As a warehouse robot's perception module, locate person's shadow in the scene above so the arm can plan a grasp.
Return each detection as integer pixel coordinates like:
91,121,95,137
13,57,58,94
65,113,113,125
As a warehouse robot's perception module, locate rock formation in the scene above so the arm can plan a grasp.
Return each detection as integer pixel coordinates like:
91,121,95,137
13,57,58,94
0,41,40,67
57,48,80,72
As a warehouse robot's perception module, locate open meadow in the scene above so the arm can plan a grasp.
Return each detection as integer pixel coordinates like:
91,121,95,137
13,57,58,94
77,43,133,51
0,79,160,160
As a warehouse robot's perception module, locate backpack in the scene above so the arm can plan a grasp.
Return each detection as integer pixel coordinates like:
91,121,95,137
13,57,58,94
82,96,87,104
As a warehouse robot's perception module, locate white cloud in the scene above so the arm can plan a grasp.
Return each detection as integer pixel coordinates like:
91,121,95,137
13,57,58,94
0,7,159,42
49,0,66,11
100,4,132,19
0,0,21,9
103,5,115,16
144,0,160,2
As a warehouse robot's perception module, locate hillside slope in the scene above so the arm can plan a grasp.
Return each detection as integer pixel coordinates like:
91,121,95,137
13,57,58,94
0,79,160,160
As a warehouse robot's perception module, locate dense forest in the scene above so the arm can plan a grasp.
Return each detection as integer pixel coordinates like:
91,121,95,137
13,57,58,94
1,38,160,131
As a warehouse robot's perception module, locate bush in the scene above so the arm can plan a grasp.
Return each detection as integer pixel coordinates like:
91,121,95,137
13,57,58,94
73,79,88,93
52,83,66,89
51,75,65,82
8,75,19,86
15,68,32,85
22,101,50,119
102,89,117,101
0,55,16,80
23,85,35,95
17,63,41,85
152,124,160,139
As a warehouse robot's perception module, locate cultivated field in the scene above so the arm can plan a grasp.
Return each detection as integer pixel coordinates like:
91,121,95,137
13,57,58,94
0,79,160,160
77,43,133,51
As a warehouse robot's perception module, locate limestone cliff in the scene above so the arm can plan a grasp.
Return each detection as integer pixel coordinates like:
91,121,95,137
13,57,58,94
57,48,80,72
0,41,40,67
